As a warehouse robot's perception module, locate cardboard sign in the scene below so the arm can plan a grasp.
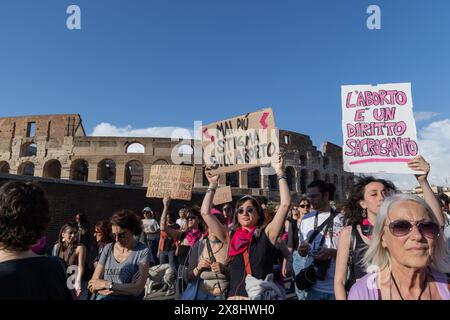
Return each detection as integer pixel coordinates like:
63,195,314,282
201,108,279,175
341,83,420,174
146,165,195,200
213,186,233,206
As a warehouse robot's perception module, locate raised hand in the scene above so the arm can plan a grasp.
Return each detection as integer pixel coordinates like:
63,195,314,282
407,155,430,182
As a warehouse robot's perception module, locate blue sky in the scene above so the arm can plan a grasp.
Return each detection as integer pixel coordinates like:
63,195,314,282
1,0,450,187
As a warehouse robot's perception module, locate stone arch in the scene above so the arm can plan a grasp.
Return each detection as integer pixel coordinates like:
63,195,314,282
313,170,321,181
70,159,89,182
226,172,239,188
0,161,10,173
18,162,35,176
286,166,296,191
125,160,144,187
153,159,169,165
97,159,116,184
43,160,62,179
21,142,37,157
300,169,308,194
126,142,145,154
247,167,260,189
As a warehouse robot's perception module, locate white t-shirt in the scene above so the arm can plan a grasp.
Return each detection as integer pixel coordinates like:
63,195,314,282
176,218,188,231
142,219,160,240
299,210,344,294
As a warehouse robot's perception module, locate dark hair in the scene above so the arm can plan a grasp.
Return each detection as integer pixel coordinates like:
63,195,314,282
74,212,89,227
0,181,50,251
438,193,449,206
94,220,113,245
186,205,205,232
110,210,143,236
307,180,329,195
55,223,78,256
230,195,265,231
259,196,268,206
344,176,397,226
298,196,310,205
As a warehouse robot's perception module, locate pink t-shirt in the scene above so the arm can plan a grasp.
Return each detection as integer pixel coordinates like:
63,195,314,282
348,268,450,300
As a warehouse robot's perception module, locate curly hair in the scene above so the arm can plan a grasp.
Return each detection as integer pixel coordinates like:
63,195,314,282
344,176,397,226
0,181,50,251
110,209,143,236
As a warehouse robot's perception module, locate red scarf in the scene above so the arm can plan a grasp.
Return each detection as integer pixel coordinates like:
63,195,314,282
186,229,202,247
228,226,256,257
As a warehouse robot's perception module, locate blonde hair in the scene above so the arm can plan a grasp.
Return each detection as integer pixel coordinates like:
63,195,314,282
363,194,450,274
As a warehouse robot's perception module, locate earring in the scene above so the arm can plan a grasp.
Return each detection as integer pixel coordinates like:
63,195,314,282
362,208,367,218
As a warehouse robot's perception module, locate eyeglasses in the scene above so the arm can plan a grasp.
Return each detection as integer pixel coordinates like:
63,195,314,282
299,204,311,208
237,207,255,215
387,219,440,239
112,231,128,239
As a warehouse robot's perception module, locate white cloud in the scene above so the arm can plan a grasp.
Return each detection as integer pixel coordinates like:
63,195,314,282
414,112,440,122
90,122,194,140
374,119,450,191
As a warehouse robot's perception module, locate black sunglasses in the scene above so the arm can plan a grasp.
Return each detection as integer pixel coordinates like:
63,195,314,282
237,207,255,215
387,219,440,239
299,204,310,208
112,231,128,239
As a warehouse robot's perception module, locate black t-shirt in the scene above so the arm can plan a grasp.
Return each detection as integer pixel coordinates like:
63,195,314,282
0,256,74,300
229,229,276,297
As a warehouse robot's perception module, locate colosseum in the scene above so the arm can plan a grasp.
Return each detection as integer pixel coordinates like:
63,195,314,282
0,114,354,202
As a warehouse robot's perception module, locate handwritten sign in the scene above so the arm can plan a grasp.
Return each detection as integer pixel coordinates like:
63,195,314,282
146,165,195,201
213,186,233,206
341,83,420,174
201,108,279,175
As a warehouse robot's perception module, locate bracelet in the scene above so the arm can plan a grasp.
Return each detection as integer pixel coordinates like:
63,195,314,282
277,175,287,181
207,188,216,193
208,183,218,189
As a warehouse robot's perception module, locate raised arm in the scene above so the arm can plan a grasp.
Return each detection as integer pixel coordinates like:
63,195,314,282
160,196,183,241
408,155,445,227
265,153,291,244
200,169,229,244
334,226,352,300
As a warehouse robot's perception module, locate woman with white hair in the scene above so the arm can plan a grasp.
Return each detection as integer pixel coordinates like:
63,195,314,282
348,194,450,300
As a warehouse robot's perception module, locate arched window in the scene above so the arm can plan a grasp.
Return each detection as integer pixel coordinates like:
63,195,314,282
0,162,10,174
43,160,62,179
286,167,296,191
97,159,116,184
153,159,168,165
126,142,145,154
125,160,144,187
300,169,308,194
19,162,35,176
269,174,279,191
226,172,239,188
70,159,89,182
21,143,37,157
247,167,261,189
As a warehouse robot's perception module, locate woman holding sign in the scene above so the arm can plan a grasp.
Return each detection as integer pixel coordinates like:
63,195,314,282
159,199,205,298
334,155,446,300
201,153,291,300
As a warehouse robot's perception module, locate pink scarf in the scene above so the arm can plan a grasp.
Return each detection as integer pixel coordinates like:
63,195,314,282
186,229,202,247
228,226,257,257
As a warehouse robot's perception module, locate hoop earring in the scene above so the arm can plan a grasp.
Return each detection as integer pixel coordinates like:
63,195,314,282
362,208,367,218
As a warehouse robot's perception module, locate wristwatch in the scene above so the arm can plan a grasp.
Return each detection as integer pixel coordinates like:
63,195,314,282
108,282,114,291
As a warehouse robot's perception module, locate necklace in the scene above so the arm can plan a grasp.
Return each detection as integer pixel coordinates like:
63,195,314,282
390,271,428,300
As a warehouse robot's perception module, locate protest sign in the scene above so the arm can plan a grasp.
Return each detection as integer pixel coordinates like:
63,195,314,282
146,165,195,200
212,186,233,206
341,83,421,174
201,108,279,175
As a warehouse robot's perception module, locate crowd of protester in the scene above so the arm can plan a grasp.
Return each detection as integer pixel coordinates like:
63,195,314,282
0,154,449,300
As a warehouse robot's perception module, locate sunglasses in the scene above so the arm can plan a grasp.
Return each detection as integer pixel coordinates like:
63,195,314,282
387,219,440,239
299,204,310,208
112,231,128,239
237,207,256,215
